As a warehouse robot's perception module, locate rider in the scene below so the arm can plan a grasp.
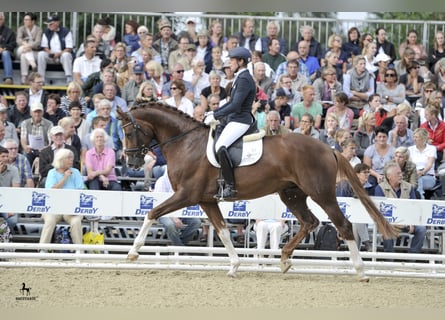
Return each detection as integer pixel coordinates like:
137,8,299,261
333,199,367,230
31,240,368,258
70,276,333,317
204,47,256,200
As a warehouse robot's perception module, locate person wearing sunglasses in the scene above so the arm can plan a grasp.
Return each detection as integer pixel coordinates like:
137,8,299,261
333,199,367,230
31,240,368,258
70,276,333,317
163,79,194,117
376,67,406,110
414,82,437,125
399,61,424,105
161,63,194,101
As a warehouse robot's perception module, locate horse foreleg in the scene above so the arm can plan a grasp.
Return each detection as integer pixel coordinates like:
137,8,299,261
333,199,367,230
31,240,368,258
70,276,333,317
218,227,240,277
127,215,155,261
280,221,318,273
127,190,195,261
200,202,240,278
278,186,319,273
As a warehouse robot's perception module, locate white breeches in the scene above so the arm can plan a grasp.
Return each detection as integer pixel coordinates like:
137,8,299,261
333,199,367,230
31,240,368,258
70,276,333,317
215,121,250,151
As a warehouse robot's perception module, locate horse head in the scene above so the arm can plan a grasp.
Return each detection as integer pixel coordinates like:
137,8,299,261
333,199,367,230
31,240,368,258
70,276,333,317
117,105,153,169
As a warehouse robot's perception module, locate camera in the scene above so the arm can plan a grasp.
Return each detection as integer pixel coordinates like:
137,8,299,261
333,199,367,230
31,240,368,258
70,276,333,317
257,100,268,112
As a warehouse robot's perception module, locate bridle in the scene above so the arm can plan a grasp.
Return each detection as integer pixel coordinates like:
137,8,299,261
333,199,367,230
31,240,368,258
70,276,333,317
122,110,202,157
122,111,150,158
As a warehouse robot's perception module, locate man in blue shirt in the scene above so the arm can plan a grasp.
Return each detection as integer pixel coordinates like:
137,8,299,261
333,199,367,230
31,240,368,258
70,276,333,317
297,40,320,83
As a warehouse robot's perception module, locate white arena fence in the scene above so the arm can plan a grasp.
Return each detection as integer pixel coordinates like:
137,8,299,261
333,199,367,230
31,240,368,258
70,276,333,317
1,187,445,279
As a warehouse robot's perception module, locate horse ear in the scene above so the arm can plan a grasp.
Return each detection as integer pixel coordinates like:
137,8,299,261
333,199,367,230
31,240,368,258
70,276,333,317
116,107,125,120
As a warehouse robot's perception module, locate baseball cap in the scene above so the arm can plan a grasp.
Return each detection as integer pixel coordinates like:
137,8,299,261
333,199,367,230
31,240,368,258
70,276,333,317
186,17,195,24
45,15,60,24
0,103,8,112
30,102,44,112
375,52,391,64
133,63,144,74
50,126,64,136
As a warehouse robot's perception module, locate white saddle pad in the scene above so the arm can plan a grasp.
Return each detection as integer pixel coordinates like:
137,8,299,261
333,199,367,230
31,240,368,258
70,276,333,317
206,129,265,168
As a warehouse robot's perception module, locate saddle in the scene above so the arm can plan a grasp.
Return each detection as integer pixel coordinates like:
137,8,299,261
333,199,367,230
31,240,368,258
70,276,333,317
206,120,265,168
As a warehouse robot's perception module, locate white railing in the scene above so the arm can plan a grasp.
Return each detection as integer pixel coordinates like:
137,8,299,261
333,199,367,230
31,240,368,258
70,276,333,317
1,242,445,279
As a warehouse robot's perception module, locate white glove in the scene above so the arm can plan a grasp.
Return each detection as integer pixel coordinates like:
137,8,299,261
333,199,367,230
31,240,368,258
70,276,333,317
204,111,217,126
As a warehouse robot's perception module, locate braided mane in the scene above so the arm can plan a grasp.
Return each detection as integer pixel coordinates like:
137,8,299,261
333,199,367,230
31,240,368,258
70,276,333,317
131,100,206,127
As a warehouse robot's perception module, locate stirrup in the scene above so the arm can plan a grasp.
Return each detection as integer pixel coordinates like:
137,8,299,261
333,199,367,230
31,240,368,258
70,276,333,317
214,185,237,201
214,180,225,201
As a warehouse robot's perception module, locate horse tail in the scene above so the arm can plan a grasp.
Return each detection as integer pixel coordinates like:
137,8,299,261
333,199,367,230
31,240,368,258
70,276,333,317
334,150,398,240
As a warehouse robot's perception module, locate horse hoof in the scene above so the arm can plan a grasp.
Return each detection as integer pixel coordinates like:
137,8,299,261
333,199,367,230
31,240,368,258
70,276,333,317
127,252,139,261
359,276,370,283
280,259,292,273
227,270,237,278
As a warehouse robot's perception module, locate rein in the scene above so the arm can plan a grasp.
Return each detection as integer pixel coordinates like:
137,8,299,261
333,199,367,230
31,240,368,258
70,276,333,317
123,110,202,156
147,125,202,151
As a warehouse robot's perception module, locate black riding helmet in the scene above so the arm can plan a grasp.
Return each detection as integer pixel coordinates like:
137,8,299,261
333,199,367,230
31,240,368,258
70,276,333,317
228,47,251,65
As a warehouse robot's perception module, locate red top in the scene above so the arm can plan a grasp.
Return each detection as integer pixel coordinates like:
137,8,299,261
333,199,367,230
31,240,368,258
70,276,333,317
420,120,445,152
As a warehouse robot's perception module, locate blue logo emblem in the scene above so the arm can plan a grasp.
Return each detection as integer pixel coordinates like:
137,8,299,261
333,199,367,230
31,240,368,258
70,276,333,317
379,202,394,217
427,204,445,225
79,193,96,208
338,201,348,214
228,200,251,218
233,200,247,211
32,191,49,206
432,204,445,219
140,195,154,210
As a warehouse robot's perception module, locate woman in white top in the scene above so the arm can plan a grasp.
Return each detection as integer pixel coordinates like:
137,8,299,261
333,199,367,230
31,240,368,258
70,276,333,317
408,128,437,199
146,60,168,99
164,79,194,117
362,41,378,74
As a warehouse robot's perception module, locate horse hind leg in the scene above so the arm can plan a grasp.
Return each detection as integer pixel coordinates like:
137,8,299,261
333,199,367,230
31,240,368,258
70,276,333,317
127,215,155,261
200,202,240,278
345,239,369,282
278,185,319,273
312,194,369,282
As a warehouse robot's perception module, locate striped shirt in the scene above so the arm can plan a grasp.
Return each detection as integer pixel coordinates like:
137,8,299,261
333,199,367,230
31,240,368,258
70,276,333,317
12,153,33,187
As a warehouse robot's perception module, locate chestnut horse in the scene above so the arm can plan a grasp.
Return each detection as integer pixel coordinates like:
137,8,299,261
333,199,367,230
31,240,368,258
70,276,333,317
117,102,397,281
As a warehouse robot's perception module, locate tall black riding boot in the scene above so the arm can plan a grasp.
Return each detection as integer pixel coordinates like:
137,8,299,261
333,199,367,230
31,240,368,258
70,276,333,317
215,146,237,200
